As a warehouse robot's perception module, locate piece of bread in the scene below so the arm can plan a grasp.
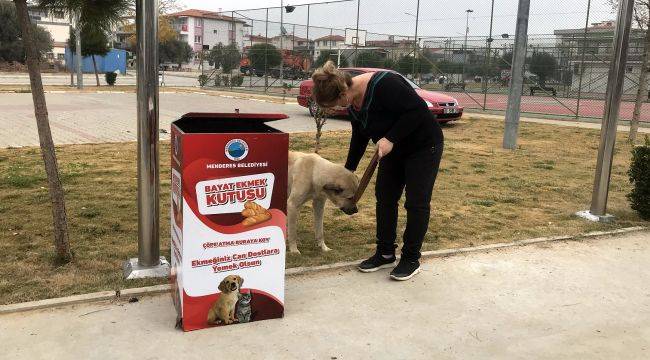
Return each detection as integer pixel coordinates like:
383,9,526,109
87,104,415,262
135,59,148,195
241,201,271,226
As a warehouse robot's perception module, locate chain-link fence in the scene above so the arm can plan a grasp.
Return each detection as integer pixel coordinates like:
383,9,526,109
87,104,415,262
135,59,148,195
187,0,649,122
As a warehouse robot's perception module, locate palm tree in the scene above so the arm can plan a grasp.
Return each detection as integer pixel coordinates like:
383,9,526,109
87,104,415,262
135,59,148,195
13,0,129,263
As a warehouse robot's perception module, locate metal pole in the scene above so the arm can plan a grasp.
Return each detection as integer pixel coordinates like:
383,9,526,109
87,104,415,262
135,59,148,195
583,0,635,220
354,0,360,66
483,0,495,110
307,5,311,62
329,28,333,51
124,0,166,279
503,0,530,149
264,8,269,92
412,0,420,81
75,12,83,89
462,10,473,83
575,0,592,119
250,19,254,88
280,0,284,84
136,0,159,267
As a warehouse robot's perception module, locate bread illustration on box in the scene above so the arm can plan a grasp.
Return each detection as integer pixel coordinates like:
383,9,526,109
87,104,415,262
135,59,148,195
241,201,271,226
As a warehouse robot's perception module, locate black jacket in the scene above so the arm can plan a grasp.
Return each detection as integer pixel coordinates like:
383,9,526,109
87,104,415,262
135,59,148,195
344,71,444,171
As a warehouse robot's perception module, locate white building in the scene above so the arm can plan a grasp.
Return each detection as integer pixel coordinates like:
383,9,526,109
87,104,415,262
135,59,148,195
243,34,271,48
270,34,311,52
169,9,247,67
554,21,647,97
28,7,71,62
313,35,345,59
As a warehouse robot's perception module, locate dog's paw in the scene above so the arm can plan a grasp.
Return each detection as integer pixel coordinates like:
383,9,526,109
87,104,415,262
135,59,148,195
320,244,331,252
288,247,301,254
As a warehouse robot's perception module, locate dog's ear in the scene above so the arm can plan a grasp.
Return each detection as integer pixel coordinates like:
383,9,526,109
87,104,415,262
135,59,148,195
218,279,227,293
323,183,343,193
237,276,243,288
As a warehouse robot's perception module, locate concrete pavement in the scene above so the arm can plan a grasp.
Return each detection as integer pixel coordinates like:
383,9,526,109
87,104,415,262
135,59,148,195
1,230,649,359
0,92,351,148
0,72,198,87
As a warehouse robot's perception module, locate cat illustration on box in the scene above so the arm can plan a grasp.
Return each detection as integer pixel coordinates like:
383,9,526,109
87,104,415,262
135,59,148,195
236,290,253,323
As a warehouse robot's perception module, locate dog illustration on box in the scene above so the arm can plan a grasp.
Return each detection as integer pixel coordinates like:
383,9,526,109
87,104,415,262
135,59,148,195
207,275,254,325
207,275,244,325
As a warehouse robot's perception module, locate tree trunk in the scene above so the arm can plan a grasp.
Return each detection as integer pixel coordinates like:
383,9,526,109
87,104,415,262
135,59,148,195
314,115,327,154
630,25,650,144
92,55,100,86
14,0,73,263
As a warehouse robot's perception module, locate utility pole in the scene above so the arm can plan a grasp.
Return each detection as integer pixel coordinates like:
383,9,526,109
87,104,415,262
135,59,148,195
412,0,420,81
502,0,530,149
280,0,284,85
75,11,83,89
355,0,360,66
577,0,635,222
575,0,592,118
483,0,495,109
462,9,474,84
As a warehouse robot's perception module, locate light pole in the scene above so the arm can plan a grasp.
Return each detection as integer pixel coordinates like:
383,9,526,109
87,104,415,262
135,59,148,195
124,0,169,279
405,4,421,81
279,2,296,87
280,0,284,84
463,9,474,83
577,0,635,222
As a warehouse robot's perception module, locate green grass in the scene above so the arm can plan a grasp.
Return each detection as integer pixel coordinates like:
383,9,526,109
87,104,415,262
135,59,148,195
0,115,647,305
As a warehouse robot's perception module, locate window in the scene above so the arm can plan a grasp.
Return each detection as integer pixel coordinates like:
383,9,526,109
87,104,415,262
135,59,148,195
47,53,54,60
196,18,203,27
195,35,202,43
57,53,65,60
213,30,218,35
626,66,634,73
573,63,580,75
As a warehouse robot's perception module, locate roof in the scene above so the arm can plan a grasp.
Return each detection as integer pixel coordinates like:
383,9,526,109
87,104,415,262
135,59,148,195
168,9,247,24
272,34,310,42
555,20,644,36
366,39,414,47
248,35,270,41
314,35,345,42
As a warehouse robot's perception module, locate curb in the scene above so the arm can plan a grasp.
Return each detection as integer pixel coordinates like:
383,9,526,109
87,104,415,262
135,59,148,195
0,285,171,315
1,226,646,315
0,87,300,105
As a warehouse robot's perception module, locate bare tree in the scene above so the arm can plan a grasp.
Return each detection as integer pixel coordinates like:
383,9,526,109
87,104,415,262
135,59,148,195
610,0,650,144
312,105,328,154
14,0,72,262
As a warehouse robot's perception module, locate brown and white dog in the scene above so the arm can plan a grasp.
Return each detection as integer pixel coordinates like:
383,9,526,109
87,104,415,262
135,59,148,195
288,151,359,254
207,275,243,325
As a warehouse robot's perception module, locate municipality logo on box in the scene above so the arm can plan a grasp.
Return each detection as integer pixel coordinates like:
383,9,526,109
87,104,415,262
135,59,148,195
225,139,249,161
196,173,274,215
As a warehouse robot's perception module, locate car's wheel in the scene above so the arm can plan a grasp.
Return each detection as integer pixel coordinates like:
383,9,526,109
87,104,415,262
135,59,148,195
308,100,319,117
439,120,451,124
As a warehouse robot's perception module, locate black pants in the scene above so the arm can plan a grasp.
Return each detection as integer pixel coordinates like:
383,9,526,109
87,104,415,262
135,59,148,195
375,142,443,261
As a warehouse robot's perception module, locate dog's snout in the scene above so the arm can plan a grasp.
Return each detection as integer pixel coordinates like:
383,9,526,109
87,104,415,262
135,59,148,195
230,282,237,291
340,205,358,215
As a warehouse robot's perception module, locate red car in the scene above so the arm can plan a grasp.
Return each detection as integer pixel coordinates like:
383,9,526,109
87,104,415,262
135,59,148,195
297,67,464,123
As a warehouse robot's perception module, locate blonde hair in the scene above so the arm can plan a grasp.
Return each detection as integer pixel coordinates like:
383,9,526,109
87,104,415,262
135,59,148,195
311,61,352,107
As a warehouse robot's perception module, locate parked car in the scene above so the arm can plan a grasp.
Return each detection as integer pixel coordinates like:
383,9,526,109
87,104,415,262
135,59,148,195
297,67,464,123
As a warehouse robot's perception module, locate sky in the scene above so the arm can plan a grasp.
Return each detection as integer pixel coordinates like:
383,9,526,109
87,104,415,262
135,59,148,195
179,0,617,40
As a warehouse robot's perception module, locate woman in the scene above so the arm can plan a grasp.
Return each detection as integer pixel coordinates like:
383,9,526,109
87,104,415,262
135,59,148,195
311,61,444,281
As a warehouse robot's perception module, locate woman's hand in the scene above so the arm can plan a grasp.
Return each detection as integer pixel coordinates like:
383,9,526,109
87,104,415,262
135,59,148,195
376,137,394,158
